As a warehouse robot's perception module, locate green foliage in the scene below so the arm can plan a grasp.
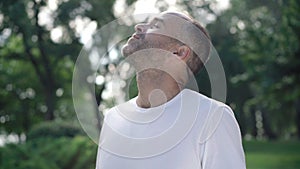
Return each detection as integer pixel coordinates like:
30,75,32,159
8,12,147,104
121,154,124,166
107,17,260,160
26,121,85,140
126,0,137,6
128,75,138,99
0,57,43,134
0,0,117,135
230,0,300,138
0,136,97,169
204,0,300,139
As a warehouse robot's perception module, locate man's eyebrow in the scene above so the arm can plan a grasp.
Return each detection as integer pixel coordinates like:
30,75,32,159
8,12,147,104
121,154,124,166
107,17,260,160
145,16,164,23
152,17,164,22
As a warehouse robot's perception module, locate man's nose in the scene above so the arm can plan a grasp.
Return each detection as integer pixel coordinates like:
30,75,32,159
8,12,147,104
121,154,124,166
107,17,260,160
134,24,148,33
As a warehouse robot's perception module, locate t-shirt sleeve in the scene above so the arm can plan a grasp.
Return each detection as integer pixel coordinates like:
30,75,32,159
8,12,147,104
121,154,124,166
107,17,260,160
200,107,246,169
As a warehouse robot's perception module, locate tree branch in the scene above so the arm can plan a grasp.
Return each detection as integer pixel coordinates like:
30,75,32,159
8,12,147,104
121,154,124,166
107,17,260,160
33,0,56,88
21,33,47,85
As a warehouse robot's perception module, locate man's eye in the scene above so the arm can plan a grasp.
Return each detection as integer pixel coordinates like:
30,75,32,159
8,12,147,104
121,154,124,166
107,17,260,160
151,23,159,29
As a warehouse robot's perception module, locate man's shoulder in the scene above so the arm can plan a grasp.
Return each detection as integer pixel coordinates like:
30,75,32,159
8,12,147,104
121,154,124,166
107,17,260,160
209,97,232,113
190,89,232,111
185,89,236,134
103,99,136,120
185,89,231,110
183,89,236,143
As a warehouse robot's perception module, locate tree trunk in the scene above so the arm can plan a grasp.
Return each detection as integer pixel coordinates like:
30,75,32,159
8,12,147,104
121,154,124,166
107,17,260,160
261,109,277,140
45,86,56,120
296,99,300,139
23,101,30,132
44,85,56,120
250,107,257,137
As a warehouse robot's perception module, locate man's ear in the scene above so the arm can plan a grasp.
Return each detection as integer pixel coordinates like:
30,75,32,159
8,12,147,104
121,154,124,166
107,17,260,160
173,45,190,61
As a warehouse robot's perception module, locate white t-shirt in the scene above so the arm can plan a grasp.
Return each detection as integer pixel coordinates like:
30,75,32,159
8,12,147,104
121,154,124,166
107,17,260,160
96,89,246,169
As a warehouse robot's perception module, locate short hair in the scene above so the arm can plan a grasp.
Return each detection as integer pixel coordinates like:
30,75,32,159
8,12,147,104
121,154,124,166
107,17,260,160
167,12,211,75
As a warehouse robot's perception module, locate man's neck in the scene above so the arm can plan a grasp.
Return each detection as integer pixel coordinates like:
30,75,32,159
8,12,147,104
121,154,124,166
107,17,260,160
136,70,183,108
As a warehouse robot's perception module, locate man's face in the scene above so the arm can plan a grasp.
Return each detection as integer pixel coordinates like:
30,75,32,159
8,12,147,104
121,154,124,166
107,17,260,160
121,13,183,57
121,12,195,85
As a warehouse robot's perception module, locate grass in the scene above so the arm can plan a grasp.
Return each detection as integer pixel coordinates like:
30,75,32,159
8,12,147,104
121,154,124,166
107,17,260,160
244,140,300,169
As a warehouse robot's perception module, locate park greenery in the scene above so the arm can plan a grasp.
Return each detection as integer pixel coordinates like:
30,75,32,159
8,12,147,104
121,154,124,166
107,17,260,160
0,0,299,168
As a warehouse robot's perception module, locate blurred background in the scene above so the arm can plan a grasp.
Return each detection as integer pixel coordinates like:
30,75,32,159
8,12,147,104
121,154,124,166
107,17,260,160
0,0,299,168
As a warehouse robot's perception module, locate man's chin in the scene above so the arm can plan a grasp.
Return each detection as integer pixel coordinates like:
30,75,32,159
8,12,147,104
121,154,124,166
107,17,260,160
121,44,137,58
121,45,130,57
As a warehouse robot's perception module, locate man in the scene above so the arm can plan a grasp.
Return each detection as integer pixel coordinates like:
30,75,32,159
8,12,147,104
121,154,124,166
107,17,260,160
96,11,246,169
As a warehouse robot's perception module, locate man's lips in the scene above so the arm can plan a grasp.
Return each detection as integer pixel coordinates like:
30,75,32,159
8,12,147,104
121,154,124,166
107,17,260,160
132,33,140,39
132,33,145,40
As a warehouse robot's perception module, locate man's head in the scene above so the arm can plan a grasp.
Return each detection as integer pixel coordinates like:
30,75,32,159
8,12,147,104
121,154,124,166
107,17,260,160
122,11,211,75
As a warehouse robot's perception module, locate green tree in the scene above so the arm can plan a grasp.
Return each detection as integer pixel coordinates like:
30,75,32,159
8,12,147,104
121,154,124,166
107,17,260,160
0,136,97,169
0,0,116,135
221,0,300,139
